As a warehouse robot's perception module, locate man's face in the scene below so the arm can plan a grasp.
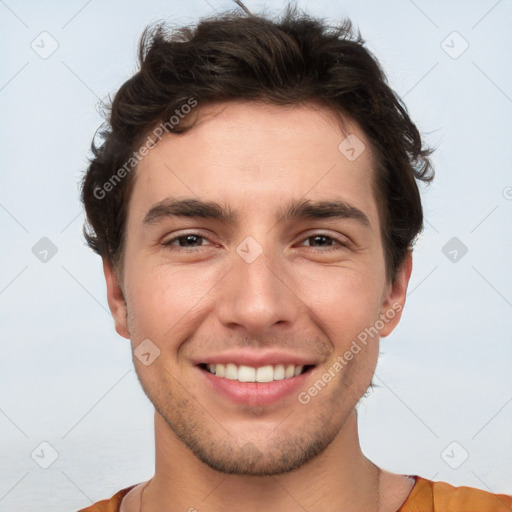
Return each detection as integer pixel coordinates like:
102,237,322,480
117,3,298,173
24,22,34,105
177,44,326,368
105,101,410,475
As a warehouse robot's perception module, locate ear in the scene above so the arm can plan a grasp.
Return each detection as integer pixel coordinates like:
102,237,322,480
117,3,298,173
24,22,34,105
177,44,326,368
378,250,413,338
103,259,130,339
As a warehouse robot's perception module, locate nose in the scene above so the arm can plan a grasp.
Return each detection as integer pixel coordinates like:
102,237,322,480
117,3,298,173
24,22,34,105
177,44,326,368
215,243,302,338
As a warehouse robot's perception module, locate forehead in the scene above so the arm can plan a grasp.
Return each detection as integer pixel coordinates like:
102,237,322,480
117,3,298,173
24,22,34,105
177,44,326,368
128,101,379,228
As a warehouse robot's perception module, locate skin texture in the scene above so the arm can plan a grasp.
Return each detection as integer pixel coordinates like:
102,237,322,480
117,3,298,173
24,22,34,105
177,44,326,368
104,101,414,511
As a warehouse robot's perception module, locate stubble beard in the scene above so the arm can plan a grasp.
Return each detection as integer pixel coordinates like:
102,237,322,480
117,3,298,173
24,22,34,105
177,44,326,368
134,365,367,477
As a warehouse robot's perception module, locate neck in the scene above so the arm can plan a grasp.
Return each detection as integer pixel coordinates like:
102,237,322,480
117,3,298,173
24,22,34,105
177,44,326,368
143,409,381,512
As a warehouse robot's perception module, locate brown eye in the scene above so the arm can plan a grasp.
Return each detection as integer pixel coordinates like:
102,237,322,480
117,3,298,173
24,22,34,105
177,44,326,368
300,233,350,250
304,235,335,247
162,233,210,249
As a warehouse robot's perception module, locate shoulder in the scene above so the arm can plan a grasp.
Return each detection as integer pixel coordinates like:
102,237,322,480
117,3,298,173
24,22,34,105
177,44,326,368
399,476,512,512
77,485,137,512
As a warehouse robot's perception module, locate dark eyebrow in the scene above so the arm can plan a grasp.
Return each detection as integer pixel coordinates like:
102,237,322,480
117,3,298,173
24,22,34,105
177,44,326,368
142,197,371,229
143,198,236,224
279,198,371,229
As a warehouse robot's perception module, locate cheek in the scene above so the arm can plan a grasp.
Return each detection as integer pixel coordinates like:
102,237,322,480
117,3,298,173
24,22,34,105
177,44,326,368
124,259,219,344
294,263,384,345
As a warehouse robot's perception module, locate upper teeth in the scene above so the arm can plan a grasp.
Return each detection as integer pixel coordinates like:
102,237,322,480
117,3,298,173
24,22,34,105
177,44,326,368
206,363,304,382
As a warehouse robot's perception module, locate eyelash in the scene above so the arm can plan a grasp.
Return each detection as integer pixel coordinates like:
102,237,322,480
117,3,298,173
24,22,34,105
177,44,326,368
161,232,350,252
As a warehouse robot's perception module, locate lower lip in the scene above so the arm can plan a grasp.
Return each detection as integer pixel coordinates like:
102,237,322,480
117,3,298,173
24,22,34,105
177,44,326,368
199,366,313,406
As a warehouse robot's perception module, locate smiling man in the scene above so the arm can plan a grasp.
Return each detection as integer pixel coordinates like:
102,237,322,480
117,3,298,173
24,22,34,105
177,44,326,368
79,5,512,512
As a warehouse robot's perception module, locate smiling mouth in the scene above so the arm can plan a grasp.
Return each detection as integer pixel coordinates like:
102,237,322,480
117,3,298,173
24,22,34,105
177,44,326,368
198,363,315,383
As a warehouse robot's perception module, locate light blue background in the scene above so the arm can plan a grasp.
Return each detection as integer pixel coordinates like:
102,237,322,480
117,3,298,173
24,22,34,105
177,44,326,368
1,0,511,510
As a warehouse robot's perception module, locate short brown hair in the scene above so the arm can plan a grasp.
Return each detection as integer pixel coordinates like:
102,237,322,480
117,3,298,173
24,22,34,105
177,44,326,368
81,6,433,283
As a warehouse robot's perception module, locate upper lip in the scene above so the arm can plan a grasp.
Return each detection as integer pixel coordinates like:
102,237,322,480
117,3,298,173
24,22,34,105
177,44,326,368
193,349,319,367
